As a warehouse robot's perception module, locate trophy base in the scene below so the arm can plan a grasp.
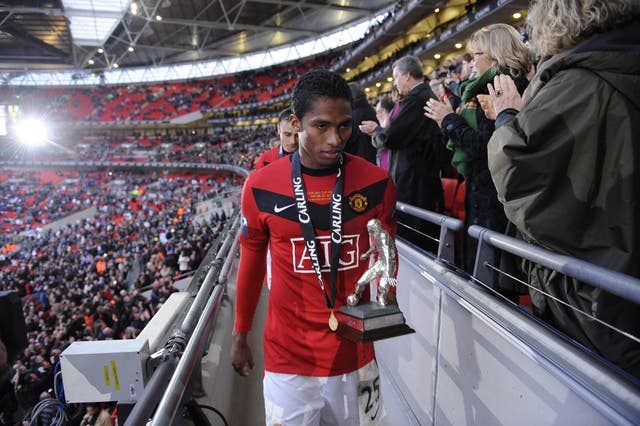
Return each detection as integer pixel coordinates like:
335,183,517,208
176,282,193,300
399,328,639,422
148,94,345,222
336,302,415,343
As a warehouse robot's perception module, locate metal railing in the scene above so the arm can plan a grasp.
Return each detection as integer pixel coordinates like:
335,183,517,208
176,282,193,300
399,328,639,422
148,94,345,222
468,225,640,305
124,214,241,426
396,201,463,263
0,160,251,176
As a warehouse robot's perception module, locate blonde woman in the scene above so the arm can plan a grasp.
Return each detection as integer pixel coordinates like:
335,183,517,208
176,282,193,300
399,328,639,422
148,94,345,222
424,23,532,272
487,0,640,379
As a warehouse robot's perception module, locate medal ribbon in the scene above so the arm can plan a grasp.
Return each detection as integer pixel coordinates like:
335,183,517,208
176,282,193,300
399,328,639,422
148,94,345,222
291,151,343,310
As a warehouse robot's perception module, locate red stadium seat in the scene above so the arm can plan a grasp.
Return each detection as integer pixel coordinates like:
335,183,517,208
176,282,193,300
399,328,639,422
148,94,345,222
441,178,465,221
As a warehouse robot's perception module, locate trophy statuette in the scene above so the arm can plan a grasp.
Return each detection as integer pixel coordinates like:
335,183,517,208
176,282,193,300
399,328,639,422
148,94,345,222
337,219,415,343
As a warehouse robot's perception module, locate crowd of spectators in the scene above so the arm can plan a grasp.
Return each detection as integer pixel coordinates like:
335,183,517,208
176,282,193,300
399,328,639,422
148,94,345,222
0,170,240,421
0,126,276,171
0,54,337,125
0,170,96,235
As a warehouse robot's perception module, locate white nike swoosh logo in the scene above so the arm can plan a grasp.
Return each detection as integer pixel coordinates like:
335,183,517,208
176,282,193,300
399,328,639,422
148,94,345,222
273,203,296,213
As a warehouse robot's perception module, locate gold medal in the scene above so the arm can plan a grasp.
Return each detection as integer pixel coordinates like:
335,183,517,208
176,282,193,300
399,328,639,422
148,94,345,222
329,310,338,332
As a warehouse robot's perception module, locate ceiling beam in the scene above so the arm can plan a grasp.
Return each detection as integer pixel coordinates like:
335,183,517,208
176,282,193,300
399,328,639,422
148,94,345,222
2,22,71,59
157,17,321,36
246,0,376,14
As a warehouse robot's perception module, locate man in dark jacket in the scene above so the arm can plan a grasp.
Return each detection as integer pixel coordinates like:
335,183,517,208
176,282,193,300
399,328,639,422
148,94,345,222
488,1,640,378
361,55,444,249
344,83,377,164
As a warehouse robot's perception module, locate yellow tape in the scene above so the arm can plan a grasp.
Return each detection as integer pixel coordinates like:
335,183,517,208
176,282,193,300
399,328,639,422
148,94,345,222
110,360,120,391
103,365,110,387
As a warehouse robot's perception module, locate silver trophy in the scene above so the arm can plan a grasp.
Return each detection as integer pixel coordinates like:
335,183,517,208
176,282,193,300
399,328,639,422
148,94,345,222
337,219,414,343
347,219,397,306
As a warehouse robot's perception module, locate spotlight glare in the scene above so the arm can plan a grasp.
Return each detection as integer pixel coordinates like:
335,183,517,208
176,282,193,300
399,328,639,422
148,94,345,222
14,118,49,148
513,12,522,19
455,43,463,49
387,77,393,82
434,53,441,59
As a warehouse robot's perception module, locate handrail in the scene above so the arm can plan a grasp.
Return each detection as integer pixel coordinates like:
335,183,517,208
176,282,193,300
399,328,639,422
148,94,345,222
0,160,251,177
124,215,240,426
396,202,463,232
468,225,640,305
151,218,241,425
396,201,463,263
151,284,225,425
218,226,240,286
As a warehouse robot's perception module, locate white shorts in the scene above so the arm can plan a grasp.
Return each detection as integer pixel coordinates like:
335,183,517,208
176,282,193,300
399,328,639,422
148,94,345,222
263,359,386,426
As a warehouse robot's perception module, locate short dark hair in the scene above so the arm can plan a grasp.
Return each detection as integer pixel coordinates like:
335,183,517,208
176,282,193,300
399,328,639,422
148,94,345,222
292,69,352,119
278,107,292,123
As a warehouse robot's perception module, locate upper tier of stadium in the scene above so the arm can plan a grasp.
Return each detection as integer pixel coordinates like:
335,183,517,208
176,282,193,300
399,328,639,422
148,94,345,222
0,0,528,86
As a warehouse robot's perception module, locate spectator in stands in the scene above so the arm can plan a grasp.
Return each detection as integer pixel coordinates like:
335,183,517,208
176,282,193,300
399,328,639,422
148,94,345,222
232,69,397,424
447,53,473,96
359,55,444,248
430,78,460,112
373,94,395,167
487,0,640,378
254,108,298,170
424,23,532,273
344,82,378,164
80,403,112,426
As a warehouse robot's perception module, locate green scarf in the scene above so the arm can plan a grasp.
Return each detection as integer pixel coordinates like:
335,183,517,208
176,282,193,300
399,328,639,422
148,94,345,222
446,67,498,177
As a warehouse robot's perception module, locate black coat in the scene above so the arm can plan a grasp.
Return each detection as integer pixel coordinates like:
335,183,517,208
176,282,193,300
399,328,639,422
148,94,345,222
373,82,444,211
441,77,528,270
345,98,378,164
441,100,506,231
441,77,529,230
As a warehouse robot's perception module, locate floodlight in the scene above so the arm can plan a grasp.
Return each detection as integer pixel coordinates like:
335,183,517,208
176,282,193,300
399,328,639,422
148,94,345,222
14,118,49,148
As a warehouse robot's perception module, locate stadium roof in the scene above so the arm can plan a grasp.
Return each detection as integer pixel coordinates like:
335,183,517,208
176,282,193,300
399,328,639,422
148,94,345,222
0,0,394,74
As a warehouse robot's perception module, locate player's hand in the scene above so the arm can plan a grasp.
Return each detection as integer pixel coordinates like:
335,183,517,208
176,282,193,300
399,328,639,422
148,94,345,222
231,331,254,376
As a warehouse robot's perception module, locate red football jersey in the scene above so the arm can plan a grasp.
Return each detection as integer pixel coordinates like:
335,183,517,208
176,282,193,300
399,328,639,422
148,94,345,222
254,146,281,170
235,153,397,376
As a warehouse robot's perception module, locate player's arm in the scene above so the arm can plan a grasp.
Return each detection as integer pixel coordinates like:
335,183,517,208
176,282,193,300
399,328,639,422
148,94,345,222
232,178,268,376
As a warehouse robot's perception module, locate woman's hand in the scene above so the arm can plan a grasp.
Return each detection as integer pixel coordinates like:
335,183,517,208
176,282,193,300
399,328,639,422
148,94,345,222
477,95,496,120
424,97,454,128
359,120,379,136
487,74,522,116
